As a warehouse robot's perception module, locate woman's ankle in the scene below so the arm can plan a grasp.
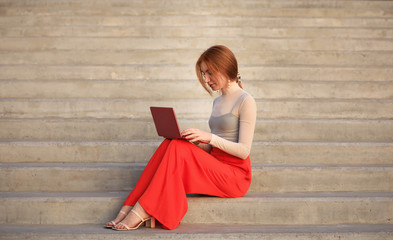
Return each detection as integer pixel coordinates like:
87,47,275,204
121,205,132,213
113,205,132,221
133,202,150,219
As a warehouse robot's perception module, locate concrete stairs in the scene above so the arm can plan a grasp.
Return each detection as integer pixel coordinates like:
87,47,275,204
0,0,392,239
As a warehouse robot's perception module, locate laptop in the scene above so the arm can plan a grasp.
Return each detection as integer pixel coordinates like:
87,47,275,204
150,107,183,139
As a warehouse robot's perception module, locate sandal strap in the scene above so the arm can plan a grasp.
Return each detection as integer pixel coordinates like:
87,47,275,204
119,210,127,215
131,209,144,222
117,222,131,230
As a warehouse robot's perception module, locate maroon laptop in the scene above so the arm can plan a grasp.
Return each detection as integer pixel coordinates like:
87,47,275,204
150,107,183,139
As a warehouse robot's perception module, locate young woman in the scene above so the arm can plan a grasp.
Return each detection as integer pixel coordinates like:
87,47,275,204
105,45,257,230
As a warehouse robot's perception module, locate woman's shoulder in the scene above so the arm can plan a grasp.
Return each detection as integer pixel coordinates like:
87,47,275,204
238,90,256,112
213,88,255,106
239,89,255,103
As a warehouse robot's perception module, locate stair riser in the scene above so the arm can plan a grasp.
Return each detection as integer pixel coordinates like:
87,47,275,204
1,194,391,225
186,197,393,225
2,16,393,28
2,81,393,99
251,143,393,165
1,120,392,142
2,27,393,39
1,142,392,165
251,167,393,193
1,51,392,66
1,66,392,82
1,100,393,120
1,0,391,10
3,4,393,18
1,165,391,193
3,38,393,51
0,142,159,164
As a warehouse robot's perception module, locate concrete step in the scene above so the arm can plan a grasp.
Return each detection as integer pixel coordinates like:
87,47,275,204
0,141,159,164
1,119,392,142
1,192,392,225
2,26,393,39
3,38,393,51
1,50,392,66
1,0,392,10
1,66,392,82
0,224,392,240
1,15,393,28
2,99,393,120
1,163,392,193
1,141,392,165
2,1,393,18
1,80,393,100
3,8,393,19
251,142,393,165
250,164,393,193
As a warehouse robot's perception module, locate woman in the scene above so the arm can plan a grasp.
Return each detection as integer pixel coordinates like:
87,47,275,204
105,45,257,230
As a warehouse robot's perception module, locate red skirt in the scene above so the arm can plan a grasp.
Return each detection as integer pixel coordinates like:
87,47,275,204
123,139,252,230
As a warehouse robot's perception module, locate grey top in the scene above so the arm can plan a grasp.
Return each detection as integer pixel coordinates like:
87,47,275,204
207,84,257,159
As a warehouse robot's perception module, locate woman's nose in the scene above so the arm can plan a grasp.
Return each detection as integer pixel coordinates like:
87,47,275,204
204,75,210,83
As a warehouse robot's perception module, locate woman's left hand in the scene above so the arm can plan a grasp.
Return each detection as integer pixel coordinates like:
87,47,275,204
181,128,212,144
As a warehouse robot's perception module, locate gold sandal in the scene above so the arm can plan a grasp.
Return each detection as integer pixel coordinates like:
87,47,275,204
112,209,155,231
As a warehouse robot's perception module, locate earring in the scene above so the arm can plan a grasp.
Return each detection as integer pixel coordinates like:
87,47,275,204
228,80,231,87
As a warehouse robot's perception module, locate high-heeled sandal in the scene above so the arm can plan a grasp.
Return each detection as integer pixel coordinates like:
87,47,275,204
104,210,127,228
112,209,156,231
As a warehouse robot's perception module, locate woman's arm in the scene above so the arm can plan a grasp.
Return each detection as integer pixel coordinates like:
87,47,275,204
193,142,212,153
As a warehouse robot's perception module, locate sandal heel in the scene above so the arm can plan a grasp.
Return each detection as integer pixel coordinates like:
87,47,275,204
145,217,156,229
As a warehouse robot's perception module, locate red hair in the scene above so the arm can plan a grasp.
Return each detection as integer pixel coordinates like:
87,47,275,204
196,45,242,95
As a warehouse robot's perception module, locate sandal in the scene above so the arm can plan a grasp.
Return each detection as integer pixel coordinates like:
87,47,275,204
112,209,155,231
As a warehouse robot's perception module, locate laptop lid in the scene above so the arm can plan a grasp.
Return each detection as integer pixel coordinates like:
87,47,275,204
150,107,182,139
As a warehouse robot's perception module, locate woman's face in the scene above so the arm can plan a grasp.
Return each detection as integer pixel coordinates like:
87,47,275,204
200,61,227,91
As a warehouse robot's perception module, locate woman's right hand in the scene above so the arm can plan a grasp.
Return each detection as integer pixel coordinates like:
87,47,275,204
181,128,212,144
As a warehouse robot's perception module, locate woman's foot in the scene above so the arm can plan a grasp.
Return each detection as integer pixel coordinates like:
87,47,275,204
113,202,151,230
105,205,132,228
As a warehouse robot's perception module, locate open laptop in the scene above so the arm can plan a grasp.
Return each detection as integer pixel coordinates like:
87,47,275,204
150,107,184,139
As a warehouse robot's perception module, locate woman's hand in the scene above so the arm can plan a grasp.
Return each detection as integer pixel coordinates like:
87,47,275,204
181,128,212,144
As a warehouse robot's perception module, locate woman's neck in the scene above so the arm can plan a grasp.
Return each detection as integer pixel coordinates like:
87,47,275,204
221,81,241,95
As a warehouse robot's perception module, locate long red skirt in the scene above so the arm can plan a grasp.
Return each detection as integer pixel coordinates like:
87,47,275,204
123,139,252,230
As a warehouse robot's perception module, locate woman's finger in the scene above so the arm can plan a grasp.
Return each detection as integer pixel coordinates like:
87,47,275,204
182,129,197,137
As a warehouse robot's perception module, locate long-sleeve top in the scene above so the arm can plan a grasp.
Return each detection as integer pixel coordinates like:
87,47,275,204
200,84,257,159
